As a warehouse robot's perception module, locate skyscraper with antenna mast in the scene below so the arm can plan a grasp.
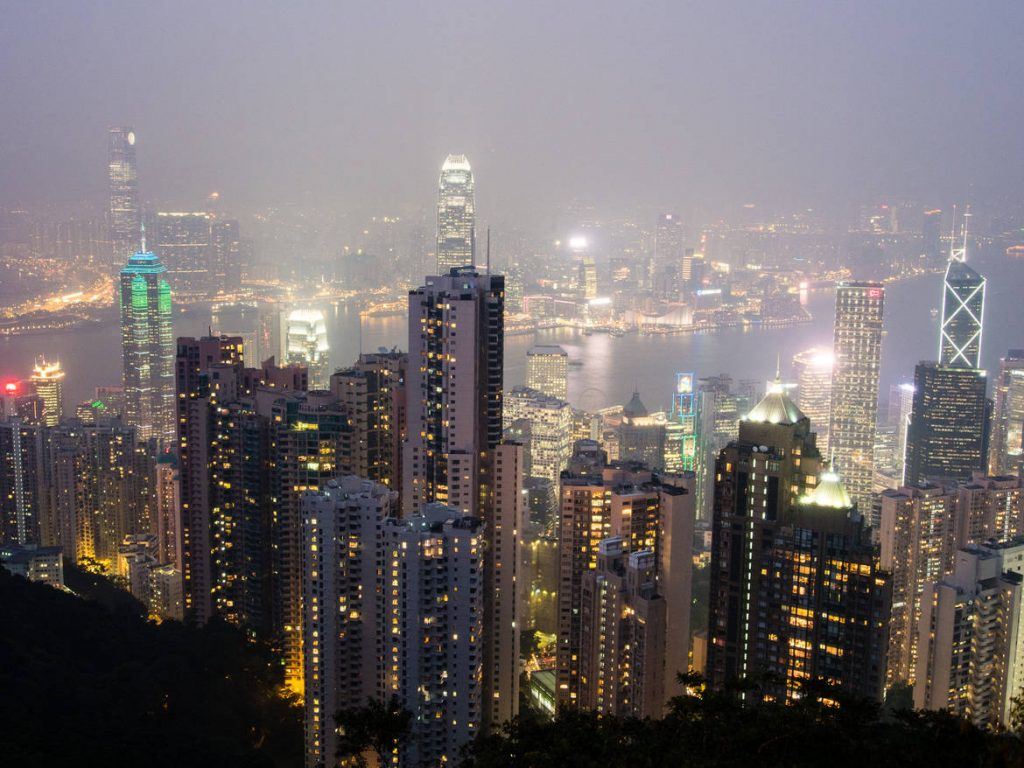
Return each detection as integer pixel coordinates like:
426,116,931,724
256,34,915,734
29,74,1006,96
436,154,476,272
939,205,985,369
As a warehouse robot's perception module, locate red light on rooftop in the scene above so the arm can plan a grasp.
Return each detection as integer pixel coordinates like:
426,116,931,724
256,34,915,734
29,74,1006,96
3,381,19,394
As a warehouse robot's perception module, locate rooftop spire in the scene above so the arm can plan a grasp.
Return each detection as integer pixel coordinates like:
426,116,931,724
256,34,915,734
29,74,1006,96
140,220,147,253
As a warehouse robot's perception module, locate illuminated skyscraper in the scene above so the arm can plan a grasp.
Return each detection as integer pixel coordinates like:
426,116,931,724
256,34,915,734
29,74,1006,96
939,257,985,369
29,357,64,427
526,344,569,401
0,417,44,545
283,309,330,389
154,212,212,300
120,242,175,443
829,282,884,512
990,351,1024,476
405,267,522,729
505,386,573,485
436,155,476,272
922,208,943,268
791,348,832,457
108,127,140,269
904,362,988,485
667,372,698,473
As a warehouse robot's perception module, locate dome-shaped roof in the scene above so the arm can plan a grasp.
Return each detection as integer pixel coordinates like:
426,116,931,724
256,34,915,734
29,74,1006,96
744,377,804,426
800,465,853,510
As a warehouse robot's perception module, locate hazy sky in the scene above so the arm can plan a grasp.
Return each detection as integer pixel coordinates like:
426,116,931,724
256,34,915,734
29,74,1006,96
3,1,1024,223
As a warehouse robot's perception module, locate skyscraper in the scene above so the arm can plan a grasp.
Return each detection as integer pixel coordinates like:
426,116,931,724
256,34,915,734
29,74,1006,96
904,362,989,485
282,309,330,389
404,267,522,729
0,417,44,545
667,372,698,473
922,208,942,268
791,348,832,457
108,127,140,269
153,212,212,300
436,155,476,272
525,344,569,401
209,218,242,295
120,243,174,444
829,281,884,512
939,260,985,369
989,351,1024,476
504,386,573,486
29,357,64,427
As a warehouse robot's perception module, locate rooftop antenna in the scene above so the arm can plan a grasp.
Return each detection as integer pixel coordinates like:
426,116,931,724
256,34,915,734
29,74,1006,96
486,227,491,275
960,204,971,262
140,220,146,253
775,354,781,382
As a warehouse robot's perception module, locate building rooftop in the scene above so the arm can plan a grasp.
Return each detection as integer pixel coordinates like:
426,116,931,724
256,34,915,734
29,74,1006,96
744,376,805,426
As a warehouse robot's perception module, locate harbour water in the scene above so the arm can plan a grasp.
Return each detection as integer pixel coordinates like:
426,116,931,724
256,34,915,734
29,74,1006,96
3,246,1022,414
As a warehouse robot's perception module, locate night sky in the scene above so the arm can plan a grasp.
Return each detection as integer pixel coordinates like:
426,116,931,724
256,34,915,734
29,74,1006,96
3,1,1024,222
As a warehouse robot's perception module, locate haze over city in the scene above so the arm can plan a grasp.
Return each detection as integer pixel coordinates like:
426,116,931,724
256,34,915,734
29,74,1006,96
3,3,1024,767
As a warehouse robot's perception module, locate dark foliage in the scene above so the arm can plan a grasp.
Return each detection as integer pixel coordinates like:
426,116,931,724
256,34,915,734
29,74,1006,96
0,566,302,767
461,675,1024,768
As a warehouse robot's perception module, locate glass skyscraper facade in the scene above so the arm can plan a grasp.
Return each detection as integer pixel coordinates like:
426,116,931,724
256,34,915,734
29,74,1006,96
436,154,476,273
108,127,140,270
939,259,985,369
119,246,174,443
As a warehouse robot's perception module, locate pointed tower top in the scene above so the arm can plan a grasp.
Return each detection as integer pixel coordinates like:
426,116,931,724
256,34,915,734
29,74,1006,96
140,220,147,254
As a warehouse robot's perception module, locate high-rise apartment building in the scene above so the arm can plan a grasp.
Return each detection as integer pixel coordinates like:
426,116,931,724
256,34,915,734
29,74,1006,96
120,245,174,443
792,348,832,457
904,361,988,485
505,386,573,486
556,444,694,712
153,212,212,300
578,538,667,716
707,379,891,698
0,418,44,545
956,473,1024,550
829,281,884,512
525,344,569,401
301,476,397,768
29,357,64,427
436,155,476,272
914,540,1024,729
404,267,521,729
108,127,140,269
330,351,408,494
879,483,959,686
989,351,1024,476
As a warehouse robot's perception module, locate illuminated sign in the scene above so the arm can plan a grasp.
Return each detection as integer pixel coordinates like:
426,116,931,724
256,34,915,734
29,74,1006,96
676,372,694,394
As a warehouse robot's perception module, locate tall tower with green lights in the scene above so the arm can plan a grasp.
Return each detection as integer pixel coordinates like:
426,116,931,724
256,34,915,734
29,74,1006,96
119,228,174,443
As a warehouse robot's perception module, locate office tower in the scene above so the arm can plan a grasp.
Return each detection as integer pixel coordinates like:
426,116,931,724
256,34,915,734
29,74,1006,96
1,380,44,422
989,351,1024,475
120,243,174,443
893,382,916,482
29,357,64,427
922,209,943,267
46,418,149,573
618,390,666,470
692,375,748,521
577,257,598,299
957,473,1024,546
666,372,698,473
578,539,666,716
436,155,476,272
283,309,330,389
329,350,408,493
655,213,684,268
525,344,569,401
556,445,694,711
879,483,959,686
0,418,44,545
153,453,180,567
302,477,397,768
915,540,1024,729
108,127,140,269
405,267,521,729
791,348,832,457
154,212,212,300
939,245,985,370
505,386,572,485
829,281,884,512
904,361,988,485
209,218,241,295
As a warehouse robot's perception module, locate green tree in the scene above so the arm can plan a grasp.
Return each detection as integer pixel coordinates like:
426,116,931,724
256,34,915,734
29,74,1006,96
335,697,412,768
